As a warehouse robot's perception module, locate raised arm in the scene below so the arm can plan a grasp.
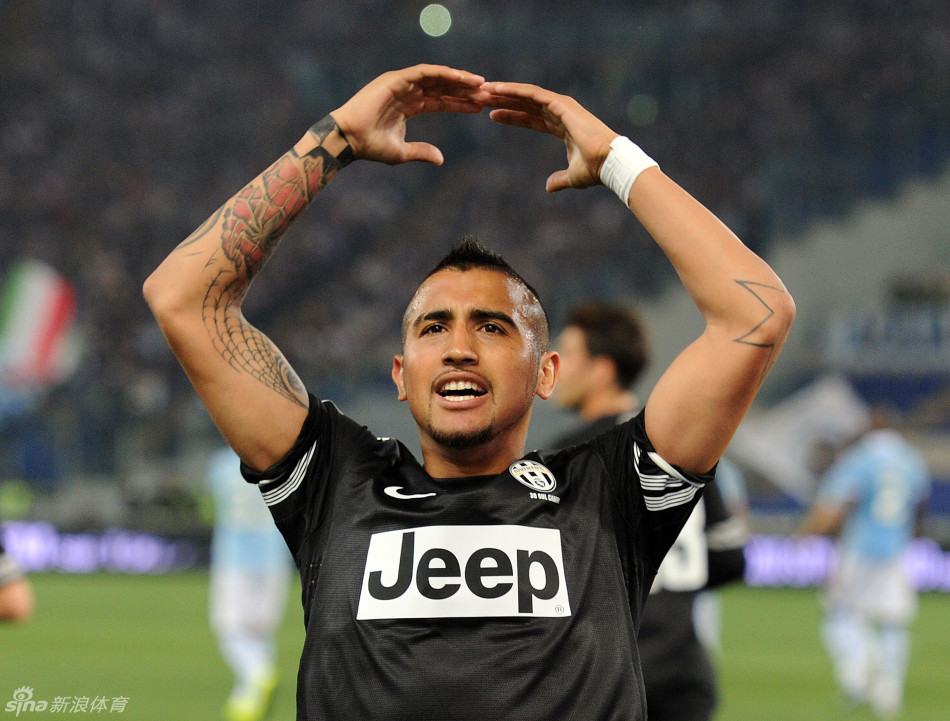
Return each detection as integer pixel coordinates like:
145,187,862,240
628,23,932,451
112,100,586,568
144,65,488,470
483,81,795,473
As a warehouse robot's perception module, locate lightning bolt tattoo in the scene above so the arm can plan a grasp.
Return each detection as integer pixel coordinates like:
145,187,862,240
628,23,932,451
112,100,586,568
732,279,789,385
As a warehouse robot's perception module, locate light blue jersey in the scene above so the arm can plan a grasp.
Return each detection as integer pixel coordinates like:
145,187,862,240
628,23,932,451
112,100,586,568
818,429,930,562
208,448,292,571
713,456,748,513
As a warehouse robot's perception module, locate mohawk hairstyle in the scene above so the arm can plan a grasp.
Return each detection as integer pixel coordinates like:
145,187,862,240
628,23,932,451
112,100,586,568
426,236,545,306
427,235,514,275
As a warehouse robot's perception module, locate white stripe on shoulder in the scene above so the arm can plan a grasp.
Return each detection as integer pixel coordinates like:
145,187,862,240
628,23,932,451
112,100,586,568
260,441,317,507
644,485,700,512
635,445,704,512
646,450,688,483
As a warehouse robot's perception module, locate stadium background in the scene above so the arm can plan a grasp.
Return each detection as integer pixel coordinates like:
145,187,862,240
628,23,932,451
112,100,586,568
0,0,948,718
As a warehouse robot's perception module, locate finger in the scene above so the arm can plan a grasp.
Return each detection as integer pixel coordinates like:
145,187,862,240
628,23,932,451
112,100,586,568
419,95,487,115
418,82,489,100
397,65,487,100
482,95,543,115
480,81,547,101
419,78,491,103
481,92,540,114
396,75,490,118
400,141,445,166
545,169,571,194
480,81,569,124
488,108,551,134
401,64,486,90
384,66,487,112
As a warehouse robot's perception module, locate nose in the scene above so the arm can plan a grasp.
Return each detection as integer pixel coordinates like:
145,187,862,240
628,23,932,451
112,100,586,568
441,326,478,365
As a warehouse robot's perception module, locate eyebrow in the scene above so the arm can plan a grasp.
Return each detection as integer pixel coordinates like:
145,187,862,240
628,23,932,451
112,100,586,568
411,308,517,331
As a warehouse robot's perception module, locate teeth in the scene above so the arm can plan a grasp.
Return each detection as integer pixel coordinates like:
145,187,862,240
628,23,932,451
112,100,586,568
443,380,480,392
439,380,485,401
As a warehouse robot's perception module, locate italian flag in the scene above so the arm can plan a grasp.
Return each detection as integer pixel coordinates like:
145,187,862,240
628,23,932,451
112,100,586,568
0,259,79,387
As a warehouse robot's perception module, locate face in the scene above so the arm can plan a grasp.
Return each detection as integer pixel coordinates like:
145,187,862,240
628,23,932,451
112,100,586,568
551,326,596,411
393,268,557,454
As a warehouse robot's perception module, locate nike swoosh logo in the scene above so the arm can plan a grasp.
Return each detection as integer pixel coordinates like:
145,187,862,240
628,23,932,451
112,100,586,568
384,486,437,500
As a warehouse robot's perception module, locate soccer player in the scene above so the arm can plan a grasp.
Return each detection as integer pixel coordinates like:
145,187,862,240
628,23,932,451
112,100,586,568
799,409,930,719
549,302,748,721
0,537,33,624
207,447,293,721
144,64,794,720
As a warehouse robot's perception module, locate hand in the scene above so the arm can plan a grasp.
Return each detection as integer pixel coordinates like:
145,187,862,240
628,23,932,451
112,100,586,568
481,82,618,193
331,64,489,166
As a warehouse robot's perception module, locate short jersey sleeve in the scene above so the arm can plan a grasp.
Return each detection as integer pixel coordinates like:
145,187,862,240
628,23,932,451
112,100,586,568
239,394,376,558
594,409,716,574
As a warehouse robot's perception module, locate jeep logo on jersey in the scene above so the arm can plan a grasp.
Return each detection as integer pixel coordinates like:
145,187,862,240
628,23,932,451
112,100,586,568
509,460,557,492
357,525,571,620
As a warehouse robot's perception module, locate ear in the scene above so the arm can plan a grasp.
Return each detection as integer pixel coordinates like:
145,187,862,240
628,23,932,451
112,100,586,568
392,354,407,401
535,351,560,400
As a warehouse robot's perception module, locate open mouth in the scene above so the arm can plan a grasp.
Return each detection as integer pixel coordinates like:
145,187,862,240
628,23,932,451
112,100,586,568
437,379,488,403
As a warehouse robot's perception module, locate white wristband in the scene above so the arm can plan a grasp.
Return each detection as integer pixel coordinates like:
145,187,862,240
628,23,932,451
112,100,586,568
599,136,658,205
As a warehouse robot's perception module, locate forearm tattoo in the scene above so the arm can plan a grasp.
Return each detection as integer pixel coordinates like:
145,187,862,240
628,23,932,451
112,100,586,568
732,280,788,383
203,272,308,405
197,115,354,404
217,115,353,282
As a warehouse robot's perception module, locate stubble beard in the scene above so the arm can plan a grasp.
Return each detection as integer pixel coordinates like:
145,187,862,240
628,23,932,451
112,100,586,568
424,421,496,450
420,393,532,453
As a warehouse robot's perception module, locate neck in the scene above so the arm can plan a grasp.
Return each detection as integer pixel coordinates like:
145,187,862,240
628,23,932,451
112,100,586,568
580,389,638,423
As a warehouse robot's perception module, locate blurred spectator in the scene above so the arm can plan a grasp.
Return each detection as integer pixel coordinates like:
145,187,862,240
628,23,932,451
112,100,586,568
799,409,931,719
207,447,293,721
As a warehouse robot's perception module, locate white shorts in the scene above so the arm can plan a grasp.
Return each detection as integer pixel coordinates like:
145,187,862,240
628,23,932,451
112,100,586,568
823,551,916,624
210,566,293,637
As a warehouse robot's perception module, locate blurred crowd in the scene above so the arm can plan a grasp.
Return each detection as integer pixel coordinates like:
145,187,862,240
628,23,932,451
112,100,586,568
0,0,947,486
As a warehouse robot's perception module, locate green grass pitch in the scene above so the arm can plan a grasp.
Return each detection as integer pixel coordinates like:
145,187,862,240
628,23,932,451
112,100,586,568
1,573,946,720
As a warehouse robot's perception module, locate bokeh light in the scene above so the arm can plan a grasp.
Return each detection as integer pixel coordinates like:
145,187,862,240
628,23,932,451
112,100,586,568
419,4,452,37
626,93,659,127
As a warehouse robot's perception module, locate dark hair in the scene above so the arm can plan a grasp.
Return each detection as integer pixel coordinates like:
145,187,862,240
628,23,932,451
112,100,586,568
405,236,550,354
426,236,542,301
567,302,650,389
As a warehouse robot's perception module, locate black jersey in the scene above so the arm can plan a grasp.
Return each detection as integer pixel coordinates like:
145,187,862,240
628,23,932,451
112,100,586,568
637,481,745,721
553,414,746,721
242,396,712,721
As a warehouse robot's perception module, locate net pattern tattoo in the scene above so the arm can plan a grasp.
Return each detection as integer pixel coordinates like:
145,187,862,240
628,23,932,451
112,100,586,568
203,271,307,405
